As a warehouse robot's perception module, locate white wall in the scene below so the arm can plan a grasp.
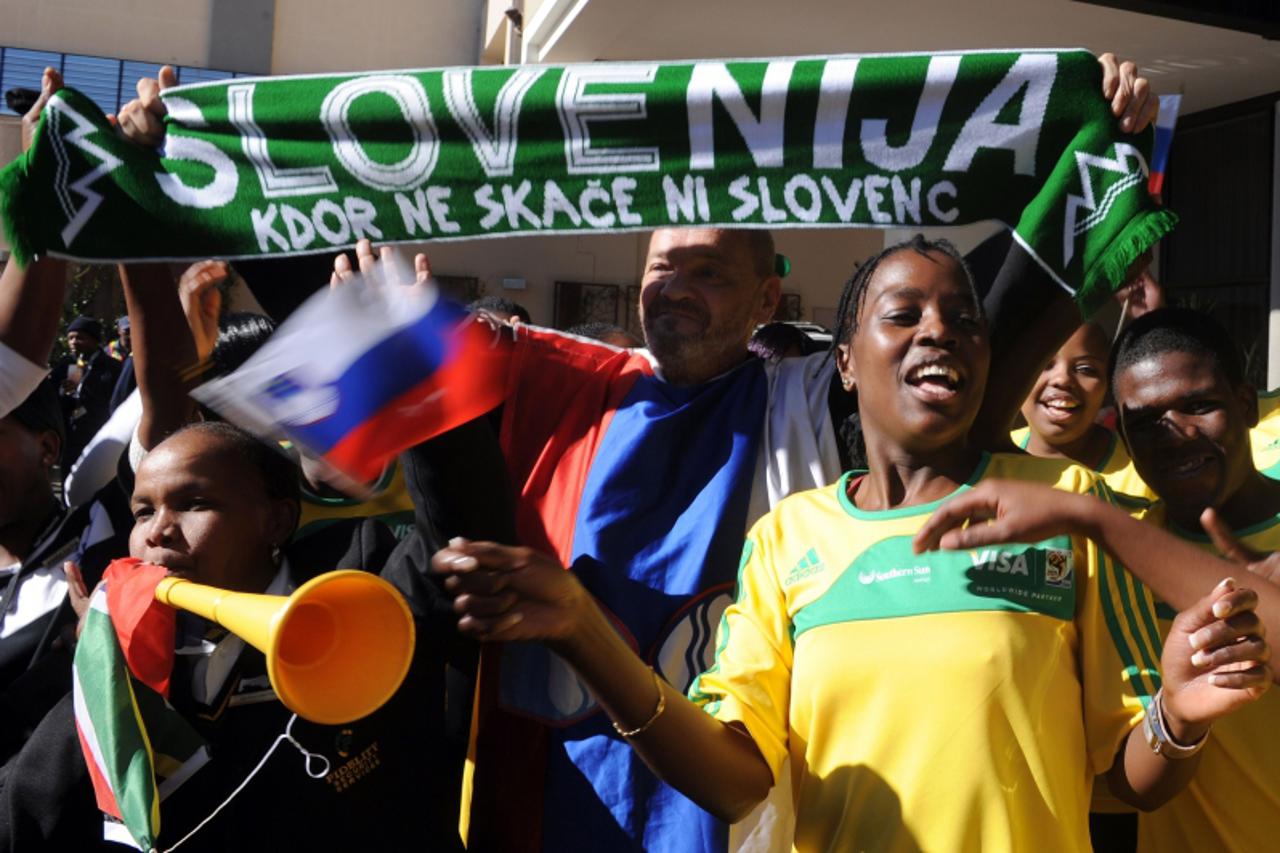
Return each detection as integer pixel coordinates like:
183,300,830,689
0,0,213,66
773,228,887,329
415,231,647,328
270,0,484,74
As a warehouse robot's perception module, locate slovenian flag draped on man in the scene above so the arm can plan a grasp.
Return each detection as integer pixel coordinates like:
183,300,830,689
73,559,209,852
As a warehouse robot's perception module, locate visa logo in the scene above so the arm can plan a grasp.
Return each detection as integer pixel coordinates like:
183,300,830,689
969,550,1030,576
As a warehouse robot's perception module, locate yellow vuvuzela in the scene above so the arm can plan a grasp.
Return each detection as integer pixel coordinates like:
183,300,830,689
154,570,415,724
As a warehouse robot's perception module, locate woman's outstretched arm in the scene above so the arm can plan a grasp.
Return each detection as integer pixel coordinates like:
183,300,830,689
433,540,775,822
914,479,1280,683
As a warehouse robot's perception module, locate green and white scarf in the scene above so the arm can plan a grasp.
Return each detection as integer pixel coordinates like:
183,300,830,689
0,48,1174,316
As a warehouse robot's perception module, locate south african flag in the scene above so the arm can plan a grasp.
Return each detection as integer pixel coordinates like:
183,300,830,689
72,559,209,851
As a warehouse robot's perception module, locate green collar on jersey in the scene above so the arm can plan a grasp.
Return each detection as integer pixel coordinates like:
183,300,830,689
837,452,991,521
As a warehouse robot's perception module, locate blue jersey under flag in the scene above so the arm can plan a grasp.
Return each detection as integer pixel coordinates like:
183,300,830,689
501,364,766,851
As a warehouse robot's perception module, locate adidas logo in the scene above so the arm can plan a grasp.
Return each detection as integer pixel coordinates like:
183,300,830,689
784,548,825,586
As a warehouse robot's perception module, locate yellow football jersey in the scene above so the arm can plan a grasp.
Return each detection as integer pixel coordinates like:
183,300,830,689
1135,505,1280,853
1251,389,1280,480
295,460,417,541
690,453,1162,853
1011,426,1153,506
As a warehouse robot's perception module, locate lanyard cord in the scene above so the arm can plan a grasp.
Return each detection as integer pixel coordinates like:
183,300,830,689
159,714,330,853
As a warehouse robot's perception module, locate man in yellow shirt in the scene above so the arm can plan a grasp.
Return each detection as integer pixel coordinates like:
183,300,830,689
1109,309,1280,853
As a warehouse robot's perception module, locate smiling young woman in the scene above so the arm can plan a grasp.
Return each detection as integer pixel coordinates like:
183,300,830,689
434,236,1271,853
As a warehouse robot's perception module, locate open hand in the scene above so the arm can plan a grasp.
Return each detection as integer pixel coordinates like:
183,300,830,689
1160,578,1270,741
330,238,431,292
913,479,1091,554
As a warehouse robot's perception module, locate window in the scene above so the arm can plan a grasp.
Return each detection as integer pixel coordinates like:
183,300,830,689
625,284,642,337
435,275,484,305
0,46,244,117
774,293,803,322
553,281,620,330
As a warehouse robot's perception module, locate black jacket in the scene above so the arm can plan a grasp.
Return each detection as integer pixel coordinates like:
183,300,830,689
0,483,131,763
51,349,123,464
0,416,516,852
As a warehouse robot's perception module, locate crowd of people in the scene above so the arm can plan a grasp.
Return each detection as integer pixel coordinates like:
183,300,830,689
0,49,1274,853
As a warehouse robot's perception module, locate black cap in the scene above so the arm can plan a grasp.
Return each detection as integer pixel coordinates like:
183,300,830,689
67,316,103,340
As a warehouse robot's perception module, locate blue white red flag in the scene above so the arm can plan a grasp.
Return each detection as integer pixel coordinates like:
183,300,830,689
1148,94,1182,198
193,269,507,483
463,325,771,853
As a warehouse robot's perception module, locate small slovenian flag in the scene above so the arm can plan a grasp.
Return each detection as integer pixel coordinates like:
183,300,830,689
73,560,209,851
1148,94,1182,198
193,269,508,483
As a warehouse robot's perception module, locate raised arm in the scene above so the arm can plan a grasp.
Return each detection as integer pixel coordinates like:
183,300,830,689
121,261,223,449
0,251,65,372
0,69,66,412
913,479,1280,683
433,540,775,822
0,256,65,416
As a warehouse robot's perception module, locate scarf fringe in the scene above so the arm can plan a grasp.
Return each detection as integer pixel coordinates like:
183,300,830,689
1078,207,1180,319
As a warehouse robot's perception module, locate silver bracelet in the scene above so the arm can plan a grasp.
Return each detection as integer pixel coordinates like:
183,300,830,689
1141,687,1209,759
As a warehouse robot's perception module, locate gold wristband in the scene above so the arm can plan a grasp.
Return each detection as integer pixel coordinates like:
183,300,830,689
613,668,667,739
